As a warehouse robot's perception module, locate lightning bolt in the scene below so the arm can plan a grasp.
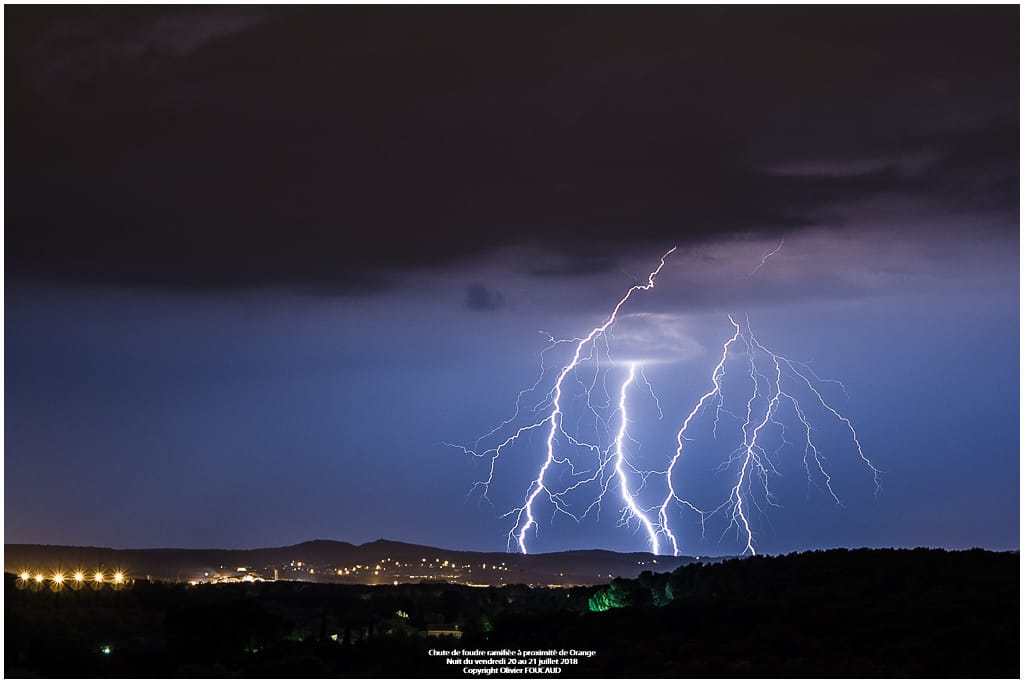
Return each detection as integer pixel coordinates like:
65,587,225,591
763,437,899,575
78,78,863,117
509,248,676,553
658,315,882,557
454,245,880,557
452,247,676,553
750,238,785,275
657,317,742,556
610,364,661,553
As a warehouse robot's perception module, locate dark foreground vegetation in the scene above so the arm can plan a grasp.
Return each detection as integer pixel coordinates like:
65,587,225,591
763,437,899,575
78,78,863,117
6,548,1017,678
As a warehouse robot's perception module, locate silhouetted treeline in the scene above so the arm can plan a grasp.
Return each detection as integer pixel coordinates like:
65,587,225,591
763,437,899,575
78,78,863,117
5,548,1018,677
553,548,1019,677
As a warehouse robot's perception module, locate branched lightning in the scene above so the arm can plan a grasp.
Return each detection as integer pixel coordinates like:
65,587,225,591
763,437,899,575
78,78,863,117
508,248,676,553
451,248,676,553
658,315,882,556
611,364,661,553
452,245,880,556
657,316,742,556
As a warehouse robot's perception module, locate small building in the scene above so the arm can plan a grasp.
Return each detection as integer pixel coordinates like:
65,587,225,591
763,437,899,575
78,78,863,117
425,624,462,639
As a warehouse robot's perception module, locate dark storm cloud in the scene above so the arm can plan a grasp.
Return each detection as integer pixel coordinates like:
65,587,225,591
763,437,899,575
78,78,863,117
465,283,505,312
5,6,1017,290
528,250,621,277
903,115,1019,212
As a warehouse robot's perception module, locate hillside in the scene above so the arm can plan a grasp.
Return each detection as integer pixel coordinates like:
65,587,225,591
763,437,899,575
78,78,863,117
4,538,702,586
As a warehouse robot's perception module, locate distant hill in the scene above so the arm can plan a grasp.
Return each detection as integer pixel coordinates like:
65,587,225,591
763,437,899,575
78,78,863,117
4,538,709,586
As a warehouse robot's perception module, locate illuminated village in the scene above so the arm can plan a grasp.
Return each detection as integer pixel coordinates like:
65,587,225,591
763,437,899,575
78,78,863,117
180,556,515,587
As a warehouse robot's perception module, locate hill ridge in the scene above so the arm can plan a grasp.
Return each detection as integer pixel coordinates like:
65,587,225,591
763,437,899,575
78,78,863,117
4,538,704,586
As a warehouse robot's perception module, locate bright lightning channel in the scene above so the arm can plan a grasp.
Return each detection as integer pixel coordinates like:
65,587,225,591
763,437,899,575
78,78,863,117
658,315,882,557
611,363,660,554
510,247,676,554
455,244,880,557
453,248,676,554
657,316,742,556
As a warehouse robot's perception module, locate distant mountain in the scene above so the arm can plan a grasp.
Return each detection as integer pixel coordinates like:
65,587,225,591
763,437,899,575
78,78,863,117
4,539,713,586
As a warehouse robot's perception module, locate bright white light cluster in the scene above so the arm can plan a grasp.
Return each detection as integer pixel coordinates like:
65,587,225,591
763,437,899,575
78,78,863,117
16,567,127,591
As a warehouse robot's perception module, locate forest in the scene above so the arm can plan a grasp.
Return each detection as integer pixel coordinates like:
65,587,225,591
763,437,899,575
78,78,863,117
5,547,1018,678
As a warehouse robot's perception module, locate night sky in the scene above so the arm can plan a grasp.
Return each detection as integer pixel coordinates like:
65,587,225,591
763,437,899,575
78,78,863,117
5,6,1019,555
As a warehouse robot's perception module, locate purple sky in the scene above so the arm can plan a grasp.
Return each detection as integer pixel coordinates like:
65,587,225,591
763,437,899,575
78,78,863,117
5,6,1018,554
